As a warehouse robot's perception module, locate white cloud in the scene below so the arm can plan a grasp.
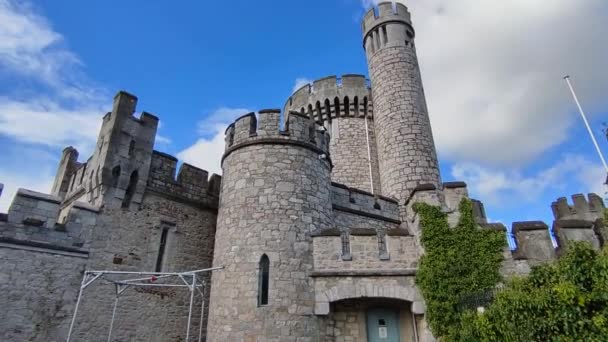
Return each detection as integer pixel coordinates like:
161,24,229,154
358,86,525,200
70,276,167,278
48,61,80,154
451,154,606,205
177,126,226,176
361,0,608,166
0,146,57,211
0,171,54,212
0,97,103,151
196,107,251,136
292,78,312,93
177,107,251,175
0,0,111,209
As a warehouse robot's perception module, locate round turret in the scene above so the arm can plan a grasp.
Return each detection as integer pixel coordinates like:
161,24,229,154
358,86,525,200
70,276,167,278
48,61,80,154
207,109,333,340
362,2,441,201
284,75,381,193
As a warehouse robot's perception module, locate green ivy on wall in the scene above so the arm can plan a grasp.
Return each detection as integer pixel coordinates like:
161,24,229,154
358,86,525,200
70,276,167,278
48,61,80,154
414,198,506,340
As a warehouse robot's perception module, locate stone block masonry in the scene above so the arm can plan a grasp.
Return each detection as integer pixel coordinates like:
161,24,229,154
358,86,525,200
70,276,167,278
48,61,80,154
284,75,381,193
207,109,334,341
1,2,607,341
363,2,441,201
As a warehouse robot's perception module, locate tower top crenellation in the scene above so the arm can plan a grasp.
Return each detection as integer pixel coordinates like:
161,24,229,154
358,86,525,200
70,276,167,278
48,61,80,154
362,2,412,40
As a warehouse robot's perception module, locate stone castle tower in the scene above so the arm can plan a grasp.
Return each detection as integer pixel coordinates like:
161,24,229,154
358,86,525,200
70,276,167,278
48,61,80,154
363,2,441,198
0,2,606,342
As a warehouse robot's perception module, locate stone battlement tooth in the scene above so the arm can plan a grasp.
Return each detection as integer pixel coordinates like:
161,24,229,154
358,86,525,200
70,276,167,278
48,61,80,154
149,151,221,200
551,193,605,220
223,109,330,156
362,1,412,38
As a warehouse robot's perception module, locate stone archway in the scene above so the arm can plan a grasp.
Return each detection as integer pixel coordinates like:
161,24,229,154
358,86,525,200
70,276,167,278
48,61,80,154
314,281,425,315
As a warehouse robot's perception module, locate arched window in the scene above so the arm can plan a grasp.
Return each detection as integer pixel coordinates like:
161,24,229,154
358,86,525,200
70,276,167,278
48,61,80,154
111,165,121,187
315,101,322,123
334,97,341,117
128,140,135,156
344,96,350,116
324,99,332,118
363,97,369,117
258,254,270,306
122,170,138,208
354,96,359,116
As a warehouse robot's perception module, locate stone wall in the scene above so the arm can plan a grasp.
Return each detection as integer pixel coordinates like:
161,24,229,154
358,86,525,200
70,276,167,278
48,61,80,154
69,191,217,342
0,247,87,342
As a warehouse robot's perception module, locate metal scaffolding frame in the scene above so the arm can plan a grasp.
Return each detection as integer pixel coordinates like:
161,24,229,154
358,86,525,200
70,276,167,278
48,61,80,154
65,266,223,342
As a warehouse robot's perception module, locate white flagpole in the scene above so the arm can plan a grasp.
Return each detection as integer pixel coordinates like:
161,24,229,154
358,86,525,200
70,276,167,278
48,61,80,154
563,76,608,188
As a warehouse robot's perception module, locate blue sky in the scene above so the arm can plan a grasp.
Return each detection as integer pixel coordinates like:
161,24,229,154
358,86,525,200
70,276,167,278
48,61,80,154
0,0,607,236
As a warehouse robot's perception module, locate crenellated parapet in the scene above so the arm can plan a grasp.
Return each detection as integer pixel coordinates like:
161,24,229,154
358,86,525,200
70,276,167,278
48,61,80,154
285,75,381,193
551,193,605,221
1,188,99,256
222,109,331,164
148,151,221,208
362,2,415,57
510,221,556,266
284,75,373,123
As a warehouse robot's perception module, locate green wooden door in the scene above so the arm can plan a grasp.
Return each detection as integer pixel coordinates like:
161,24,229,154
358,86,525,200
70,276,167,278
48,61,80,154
366,308,400,342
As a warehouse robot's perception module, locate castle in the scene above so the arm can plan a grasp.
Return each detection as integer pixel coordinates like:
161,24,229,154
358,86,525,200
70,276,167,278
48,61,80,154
0,2,606,342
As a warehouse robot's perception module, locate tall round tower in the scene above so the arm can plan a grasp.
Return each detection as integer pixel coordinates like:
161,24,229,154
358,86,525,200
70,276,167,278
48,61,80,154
362,2,441,201
207,109,332,340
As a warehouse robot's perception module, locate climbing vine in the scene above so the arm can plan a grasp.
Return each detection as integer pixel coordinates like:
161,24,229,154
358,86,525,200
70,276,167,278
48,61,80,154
414,198,506,340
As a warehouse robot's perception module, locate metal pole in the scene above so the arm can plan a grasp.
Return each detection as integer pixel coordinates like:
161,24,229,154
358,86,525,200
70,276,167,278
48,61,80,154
107,287,121,342
197,280,206,342
564,76,608,172
186,274,196,341
66,271,88,342
364,114,375,194
412,314,419,342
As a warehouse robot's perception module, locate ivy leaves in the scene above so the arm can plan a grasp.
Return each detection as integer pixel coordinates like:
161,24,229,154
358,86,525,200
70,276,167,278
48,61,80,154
414,199,506,340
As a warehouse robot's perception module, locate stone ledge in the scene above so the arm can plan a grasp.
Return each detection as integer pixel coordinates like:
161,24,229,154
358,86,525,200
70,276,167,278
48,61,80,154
513,221,548,233
332,204,401,224
310,228,341,237
310,269,416,277
480,223,507,231
17,188,62,204
331,182,398,204
145,188,219,211
221,138,332,168
554,219,594,229
0,237,89,257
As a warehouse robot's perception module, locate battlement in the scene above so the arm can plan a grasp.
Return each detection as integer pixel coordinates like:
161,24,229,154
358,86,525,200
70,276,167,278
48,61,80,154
1,188,98,254
223,109,331,162
330,182,400,223
284,75,373,123
362,2,412,40
551,193,605,221
148,151,221,208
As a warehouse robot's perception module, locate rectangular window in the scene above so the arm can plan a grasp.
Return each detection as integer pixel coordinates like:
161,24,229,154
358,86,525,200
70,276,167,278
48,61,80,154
155,227,170,272
341,231,352,261
258,255,270,306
